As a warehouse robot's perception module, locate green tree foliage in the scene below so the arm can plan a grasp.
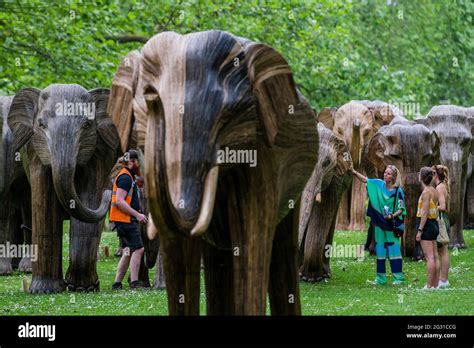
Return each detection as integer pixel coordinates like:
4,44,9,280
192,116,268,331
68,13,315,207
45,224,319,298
0,0,472,115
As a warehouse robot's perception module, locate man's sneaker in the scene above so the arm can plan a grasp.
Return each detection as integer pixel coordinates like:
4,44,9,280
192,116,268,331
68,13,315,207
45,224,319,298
438,280,450,288
112,282,122,290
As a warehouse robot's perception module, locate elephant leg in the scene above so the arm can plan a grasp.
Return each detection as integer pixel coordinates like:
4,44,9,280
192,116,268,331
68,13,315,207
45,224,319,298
160,235,201,315
18,193,33,273
322,212,338,279
65,218,101,292
136,254,151,288
269,206,301,315
0,217,13,275
30,163,66,294
9,207,23,270
153,250,166,290
299,203,326,283
201,240,234,315
300,182,340,282
226,167,276,315
335,190,350,230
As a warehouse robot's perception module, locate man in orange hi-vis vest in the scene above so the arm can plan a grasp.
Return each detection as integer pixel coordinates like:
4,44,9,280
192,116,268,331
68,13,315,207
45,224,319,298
110,149,148,290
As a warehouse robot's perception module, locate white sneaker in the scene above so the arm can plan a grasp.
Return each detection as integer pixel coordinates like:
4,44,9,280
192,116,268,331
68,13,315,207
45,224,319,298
438,280,450,288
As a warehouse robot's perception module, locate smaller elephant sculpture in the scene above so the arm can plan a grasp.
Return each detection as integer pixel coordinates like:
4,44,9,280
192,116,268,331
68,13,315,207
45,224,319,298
317,100,402,231
0,96,32,275
8,84,120,293
298,123,352,282
416,105,474,248
368,116,440,259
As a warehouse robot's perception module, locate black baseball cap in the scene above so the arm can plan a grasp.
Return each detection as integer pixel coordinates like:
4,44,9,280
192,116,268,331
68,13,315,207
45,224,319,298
125,149,139,160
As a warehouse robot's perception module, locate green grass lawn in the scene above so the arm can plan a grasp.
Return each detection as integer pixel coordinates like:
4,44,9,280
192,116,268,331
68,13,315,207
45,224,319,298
0,224,473,315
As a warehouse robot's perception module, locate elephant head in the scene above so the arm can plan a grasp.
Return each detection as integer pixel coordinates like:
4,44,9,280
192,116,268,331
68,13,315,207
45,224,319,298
317,100,400,169
415,105,473,247
7,84,119,223
109,30,313,238
368,118,440,258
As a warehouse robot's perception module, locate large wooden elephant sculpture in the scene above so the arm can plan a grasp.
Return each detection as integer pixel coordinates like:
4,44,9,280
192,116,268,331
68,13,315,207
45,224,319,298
416,105,474,248
0,96,32,275
317,100,402,231
368,116,440,259
7,84,120,293
108,30,318,315
298,123,352,282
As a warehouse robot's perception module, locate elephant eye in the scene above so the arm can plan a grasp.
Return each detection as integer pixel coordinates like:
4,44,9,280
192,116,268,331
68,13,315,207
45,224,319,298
460,137,470,147
82,120,93,130
37,118,47,129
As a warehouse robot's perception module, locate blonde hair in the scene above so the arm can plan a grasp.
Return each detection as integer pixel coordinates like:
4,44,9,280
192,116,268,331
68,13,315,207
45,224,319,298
432,164,450,195
386,164,402,187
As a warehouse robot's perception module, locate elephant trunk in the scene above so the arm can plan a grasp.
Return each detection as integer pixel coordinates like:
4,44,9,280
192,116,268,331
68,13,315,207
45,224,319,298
51,148,111,223
444,159,465,226
144,105,218,239
351,123,361,168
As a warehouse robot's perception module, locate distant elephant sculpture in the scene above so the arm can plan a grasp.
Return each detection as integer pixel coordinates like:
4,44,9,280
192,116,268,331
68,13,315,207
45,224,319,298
298,123,352,282
8,84,120,293
0,96,32,275
368,116,440,259
108,30,318,315
317,100,402,231
416,105,474,248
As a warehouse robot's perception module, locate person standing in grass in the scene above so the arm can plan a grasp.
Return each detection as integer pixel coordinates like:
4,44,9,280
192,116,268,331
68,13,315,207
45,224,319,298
110,149,148,290
416,167,440,289
432,165,450,288
352,165,406,285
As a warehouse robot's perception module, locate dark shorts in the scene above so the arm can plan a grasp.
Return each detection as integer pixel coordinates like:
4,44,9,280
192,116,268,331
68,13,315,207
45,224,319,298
416,218,439,241
115,222,144,252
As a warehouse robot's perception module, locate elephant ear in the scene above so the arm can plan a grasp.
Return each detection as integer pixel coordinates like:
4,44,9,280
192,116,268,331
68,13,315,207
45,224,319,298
245,43,299,147
107,50,142,152
368,132,387,173
90,88,120,151
469,117,474,154
316,107,337,129
414,117,431,128
7,88,41,151
334,135,352,176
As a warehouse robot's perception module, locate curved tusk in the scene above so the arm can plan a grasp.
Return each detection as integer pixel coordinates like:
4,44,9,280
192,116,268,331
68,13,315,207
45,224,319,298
315,192,322,203
191,166,219,237
147,213,158,240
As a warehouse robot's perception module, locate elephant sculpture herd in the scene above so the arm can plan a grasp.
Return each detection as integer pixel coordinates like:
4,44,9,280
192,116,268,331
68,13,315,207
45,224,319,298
0,30,473,315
